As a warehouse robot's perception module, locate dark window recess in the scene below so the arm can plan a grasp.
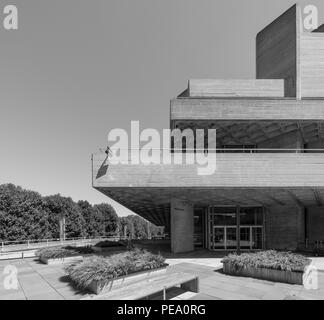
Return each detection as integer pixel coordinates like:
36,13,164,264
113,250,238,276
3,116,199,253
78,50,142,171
221,145,257,153
194,209,204,247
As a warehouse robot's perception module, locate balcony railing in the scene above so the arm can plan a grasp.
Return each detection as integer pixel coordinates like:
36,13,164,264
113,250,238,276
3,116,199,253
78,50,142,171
0,236,120,254
97,148,324,155
177,148,324,153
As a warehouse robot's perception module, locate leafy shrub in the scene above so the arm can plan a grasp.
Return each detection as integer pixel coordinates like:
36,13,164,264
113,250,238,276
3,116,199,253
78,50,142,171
65,248,166,289
36,247,79,259
65,245,95,254
36,245,94,259
94,240,124,248
222,250,311,272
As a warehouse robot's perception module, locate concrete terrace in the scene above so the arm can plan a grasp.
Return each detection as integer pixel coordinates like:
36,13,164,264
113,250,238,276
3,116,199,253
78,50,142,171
1,251,324,300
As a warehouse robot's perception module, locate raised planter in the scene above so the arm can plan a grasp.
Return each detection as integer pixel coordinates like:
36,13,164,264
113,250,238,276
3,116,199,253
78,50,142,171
92,246,126,253
87,264,168,295
40,255,83,265
223,262,303,285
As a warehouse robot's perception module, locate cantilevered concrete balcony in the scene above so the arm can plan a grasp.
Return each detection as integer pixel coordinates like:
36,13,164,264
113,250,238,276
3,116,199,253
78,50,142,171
92,151,324,226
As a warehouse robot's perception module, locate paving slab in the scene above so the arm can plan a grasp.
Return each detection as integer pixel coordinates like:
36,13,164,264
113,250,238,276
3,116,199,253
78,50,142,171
1,253,324,300
55,286,90,300
27,291,64,300
202,286,260,300
0,292,26,300
262,290,290,300
18,279,54,298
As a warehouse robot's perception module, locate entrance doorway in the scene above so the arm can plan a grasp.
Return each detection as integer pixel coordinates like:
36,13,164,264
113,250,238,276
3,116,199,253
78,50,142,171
207,206,264,251
210,226,263,250
213,227,225,249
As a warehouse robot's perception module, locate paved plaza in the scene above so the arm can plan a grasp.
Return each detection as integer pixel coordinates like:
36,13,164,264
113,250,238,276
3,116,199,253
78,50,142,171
1,250,324,300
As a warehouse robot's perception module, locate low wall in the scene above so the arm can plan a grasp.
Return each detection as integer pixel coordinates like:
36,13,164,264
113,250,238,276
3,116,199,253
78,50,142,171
223,262,303,285
87,265,168,295
40,255,83,265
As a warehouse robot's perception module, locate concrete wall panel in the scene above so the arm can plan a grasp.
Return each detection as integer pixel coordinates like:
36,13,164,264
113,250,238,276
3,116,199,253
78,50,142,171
256,5,301,97
266,206,301,250
171,199,194,253
307,207,324,242
300,34,324,97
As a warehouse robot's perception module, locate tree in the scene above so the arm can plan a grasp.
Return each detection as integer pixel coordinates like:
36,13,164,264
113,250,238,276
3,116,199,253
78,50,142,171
93,203,119,236
128,215,148,239
78,200,105,237
44,194,86,238
119,216,133,238
0,184,49,240
0,183,165,242
119,215,160,240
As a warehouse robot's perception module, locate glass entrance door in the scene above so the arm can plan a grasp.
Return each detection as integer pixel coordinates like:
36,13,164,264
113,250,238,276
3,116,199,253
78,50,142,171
213,227,225,250
207,207,264,251
240,227,251,250
252,227,263,249
226,227,237,250
212,226,237,250
210,226,263,250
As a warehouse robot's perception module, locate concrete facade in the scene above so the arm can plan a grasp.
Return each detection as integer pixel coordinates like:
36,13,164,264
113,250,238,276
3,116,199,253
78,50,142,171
307,207,324,243
265,205,305,250
92,4,324,253
256,5,300,98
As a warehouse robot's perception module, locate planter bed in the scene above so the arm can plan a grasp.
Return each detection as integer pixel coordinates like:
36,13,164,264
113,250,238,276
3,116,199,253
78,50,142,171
40,255,83,265
223,262,303,285
65,248,167,295
36,246,92,265
222,250,311,285
92,246,126,253
87,264,168,295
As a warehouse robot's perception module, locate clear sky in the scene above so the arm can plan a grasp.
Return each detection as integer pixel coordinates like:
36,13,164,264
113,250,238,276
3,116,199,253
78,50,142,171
0,0,323,216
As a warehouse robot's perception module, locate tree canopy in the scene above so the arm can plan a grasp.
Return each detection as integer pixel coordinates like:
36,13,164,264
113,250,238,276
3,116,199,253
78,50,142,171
0,184,161,241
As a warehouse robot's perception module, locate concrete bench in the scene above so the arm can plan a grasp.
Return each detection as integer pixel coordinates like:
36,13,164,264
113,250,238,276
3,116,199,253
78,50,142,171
84,272,199,300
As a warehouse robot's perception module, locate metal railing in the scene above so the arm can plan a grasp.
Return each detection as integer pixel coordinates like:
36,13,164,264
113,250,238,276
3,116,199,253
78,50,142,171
298,239,324,251
0,236,123,254
96,148,324,154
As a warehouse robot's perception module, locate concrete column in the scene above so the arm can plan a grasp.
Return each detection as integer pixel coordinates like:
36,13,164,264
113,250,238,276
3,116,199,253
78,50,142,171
170,199,194,253
262,207,267,249
296,205,305,247
236,206,240,254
